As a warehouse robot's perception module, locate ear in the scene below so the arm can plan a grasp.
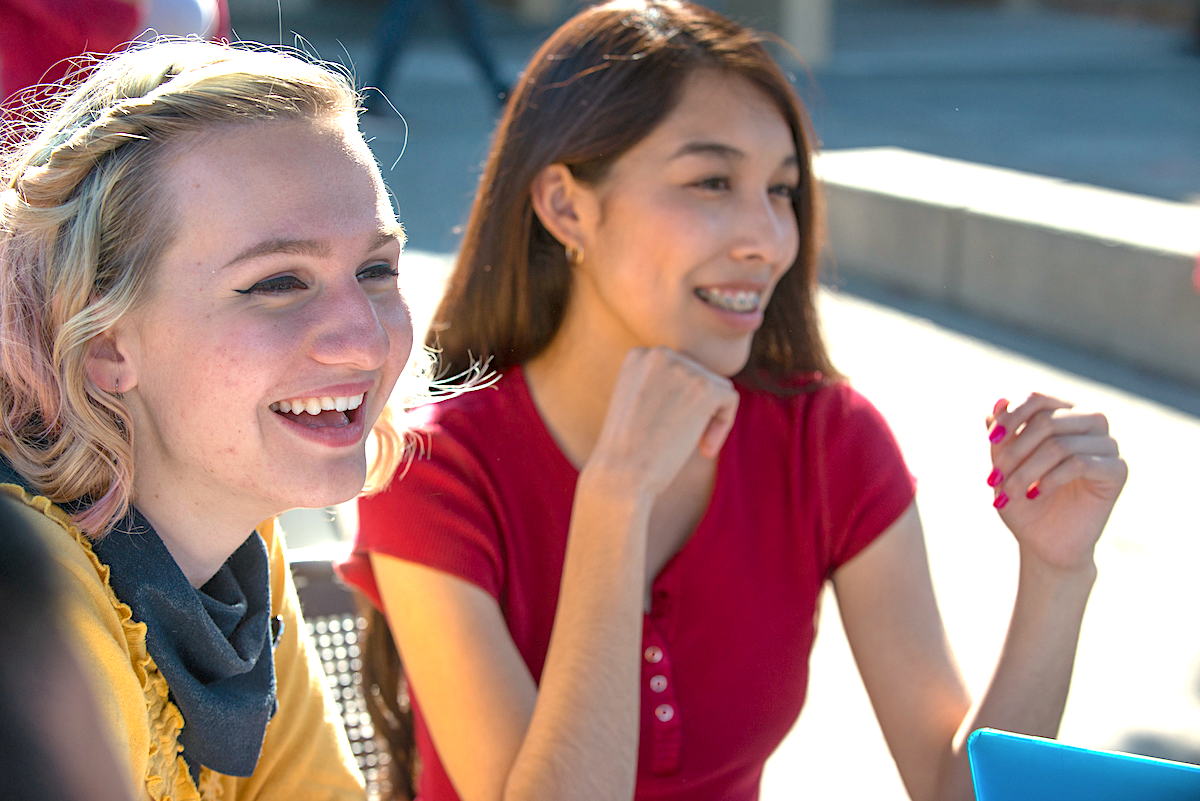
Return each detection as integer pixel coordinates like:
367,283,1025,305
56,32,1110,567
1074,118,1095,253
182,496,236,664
84,330,138,395
529,163,597,257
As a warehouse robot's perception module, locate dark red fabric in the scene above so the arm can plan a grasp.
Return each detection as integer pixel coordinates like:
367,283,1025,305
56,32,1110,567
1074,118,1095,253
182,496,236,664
0,0,140,107
340,366,916,801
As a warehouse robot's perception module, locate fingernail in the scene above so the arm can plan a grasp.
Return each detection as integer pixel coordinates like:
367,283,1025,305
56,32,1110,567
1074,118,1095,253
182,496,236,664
988,425,1007,444
993,398,1009,415
986,468,1003,487
993,491,1009,509
1026,485,1040,500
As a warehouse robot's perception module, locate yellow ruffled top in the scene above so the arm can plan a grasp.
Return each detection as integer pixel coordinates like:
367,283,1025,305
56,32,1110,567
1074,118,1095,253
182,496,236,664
0,483,365,801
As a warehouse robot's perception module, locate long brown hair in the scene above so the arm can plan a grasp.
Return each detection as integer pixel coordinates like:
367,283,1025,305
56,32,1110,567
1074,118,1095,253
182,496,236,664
429,0,837,386
361,0,839,794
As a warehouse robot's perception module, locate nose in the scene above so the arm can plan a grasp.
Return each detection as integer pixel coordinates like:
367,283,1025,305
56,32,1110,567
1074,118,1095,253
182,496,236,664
308,278,412,372
729,190,799,269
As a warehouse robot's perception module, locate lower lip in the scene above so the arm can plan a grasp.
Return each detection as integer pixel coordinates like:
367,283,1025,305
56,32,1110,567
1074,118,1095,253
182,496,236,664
271,407,367,448
696,296,765,333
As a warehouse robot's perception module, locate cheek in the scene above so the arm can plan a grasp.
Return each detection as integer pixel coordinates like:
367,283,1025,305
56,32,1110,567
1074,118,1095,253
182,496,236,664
385,298,415,359
147,318,289,414
600,204,699,285
396,297,420,350
199,327,284,381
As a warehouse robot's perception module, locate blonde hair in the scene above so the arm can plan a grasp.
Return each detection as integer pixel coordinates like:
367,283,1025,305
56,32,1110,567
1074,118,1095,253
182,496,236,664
0,40,406,538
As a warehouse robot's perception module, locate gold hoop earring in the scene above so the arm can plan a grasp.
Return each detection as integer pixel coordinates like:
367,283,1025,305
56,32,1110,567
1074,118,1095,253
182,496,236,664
565,244,583,265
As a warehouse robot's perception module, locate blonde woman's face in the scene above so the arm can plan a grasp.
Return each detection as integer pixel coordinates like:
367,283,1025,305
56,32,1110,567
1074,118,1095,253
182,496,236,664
107,117,412,522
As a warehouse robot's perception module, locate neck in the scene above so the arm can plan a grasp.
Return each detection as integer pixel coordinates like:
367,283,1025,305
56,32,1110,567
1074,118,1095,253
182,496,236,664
523,303,634,469
131,477,267,588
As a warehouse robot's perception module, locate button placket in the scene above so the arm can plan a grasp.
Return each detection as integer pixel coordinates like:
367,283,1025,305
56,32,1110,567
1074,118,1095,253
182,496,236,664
641,617,681,775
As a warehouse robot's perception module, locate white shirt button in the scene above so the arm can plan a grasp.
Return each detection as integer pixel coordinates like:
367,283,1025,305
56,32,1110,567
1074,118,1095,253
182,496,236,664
649,674,668,692
654,704,675,722
644,646,663,664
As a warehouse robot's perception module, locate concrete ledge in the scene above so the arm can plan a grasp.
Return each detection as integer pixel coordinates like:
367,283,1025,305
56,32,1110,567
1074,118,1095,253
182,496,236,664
818,147,1200,385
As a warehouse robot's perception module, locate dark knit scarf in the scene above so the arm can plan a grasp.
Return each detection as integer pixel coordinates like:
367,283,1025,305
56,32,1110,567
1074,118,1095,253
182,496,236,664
0,464,279,779
92,508,279,778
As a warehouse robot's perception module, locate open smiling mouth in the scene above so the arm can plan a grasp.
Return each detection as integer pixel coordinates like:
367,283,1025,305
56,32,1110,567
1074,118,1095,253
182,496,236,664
694,287,762,313
269,393,364,429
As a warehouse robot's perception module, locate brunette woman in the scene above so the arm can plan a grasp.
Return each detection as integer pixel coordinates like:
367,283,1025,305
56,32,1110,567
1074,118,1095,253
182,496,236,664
1,40,412,799
340,3,1127,799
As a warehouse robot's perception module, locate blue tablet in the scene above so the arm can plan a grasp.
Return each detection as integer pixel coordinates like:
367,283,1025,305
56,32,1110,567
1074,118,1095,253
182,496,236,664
968,728,1200,801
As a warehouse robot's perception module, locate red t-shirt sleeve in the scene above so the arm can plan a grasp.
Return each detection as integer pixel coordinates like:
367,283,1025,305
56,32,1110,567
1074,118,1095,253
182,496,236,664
811,383,916,575
341,416,505,610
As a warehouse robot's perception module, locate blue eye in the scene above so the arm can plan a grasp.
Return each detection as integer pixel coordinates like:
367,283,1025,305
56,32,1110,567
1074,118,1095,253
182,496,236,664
357,262,400,281
235,275,308,295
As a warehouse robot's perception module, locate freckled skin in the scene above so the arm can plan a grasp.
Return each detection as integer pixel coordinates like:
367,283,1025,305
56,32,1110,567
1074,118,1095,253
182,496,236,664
110,117,413,545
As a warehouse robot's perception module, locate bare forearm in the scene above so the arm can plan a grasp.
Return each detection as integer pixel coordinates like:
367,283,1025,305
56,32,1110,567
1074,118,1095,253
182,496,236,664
936,553,1097,801
503,468,650,801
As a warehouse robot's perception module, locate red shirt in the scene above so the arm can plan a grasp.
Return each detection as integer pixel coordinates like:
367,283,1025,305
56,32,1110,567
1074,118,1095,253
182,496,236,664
340,367,915,801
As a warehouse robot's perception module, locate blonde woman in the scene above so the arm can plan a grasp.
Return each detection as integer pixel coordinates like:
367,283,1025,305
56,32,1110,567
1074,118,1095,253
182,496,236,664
0,41,412,799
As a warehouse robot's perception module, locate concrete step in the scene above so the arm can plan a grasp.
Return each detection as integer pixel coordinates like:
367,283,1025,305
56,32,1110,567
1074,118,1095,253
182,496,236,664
818,146,1200,386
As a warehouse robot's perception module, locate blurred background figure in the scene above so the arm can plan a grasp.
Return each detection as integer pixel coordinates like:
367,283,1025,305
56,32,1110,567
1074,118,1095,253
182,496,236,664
0,0,230,113
0,495,135,801
362,0,509,112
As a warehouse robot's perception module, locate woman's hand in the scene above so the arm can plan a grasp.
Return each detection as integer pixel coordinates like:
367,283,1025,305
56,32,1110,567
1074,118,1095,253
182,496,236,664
986,393,1128,572
586,346,739,498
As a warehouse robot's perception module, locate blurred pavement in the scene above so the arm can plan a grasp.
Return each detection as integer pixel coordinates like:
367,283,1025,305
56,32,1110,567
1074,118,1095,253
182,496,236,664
237,2,1200,797
233,0,1200,254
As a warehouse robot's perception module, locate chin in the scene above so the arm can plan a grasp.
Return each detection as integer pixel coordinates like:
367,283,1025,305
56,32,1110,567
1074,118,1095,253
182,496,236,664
690,344,754,378
271,460,368,511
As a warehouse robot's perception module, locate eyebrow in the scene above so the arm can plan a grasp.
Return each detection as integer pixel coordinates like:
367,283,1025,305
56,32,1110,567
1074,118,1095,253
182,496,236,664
671,141,800,169
221,227,405,271
672,141,745,161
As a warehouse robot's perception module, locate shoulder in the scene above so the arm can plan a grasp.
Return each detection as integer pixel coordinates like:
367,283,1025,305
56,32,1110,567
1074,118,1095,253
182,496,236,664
0,484,116,615
406,368,528,436
256,517,291,617
735,379,896,443
375,368,540,495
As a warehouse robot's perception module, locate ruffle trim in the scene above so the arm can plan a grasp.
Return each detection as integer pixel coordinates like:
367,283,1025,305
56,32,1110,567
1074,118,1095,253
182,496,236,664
0,485,224,801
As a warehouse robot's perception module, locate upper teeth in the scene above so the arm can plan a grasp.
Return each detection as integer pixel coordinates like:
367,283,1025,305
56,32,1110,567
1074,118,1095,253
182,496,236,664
696,288,761,313
270,393,364,415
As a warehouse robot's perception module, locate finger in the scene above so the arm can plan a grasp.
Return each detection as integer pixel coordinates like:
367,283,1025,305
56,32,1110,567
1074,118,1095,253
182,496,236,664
698,388,739,460
998,434,1121,498
1023,453,1129,500
988,392,1074,445
985,397,1009,430
992,410,1114,473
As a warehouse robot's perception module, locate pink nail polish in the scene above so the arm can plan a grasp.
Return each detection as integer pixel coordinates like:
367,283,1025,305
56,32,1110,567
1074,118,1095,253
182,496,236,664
988,425,1007,444
1026,486,1040,500
987,468,1003,487
993,398,1009,415
993,491,1009,509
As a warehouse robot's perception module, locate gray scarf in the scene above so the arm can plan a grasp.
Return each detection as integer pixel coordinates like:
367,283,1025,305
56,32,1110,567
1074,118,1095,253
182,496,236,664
91,508,279,778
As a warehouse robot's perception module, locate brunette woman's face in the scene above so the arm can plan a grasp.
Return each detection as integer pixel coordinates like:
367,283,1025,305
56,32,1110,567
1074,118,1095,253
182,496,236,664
101,117,412,521
568,69,801,376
